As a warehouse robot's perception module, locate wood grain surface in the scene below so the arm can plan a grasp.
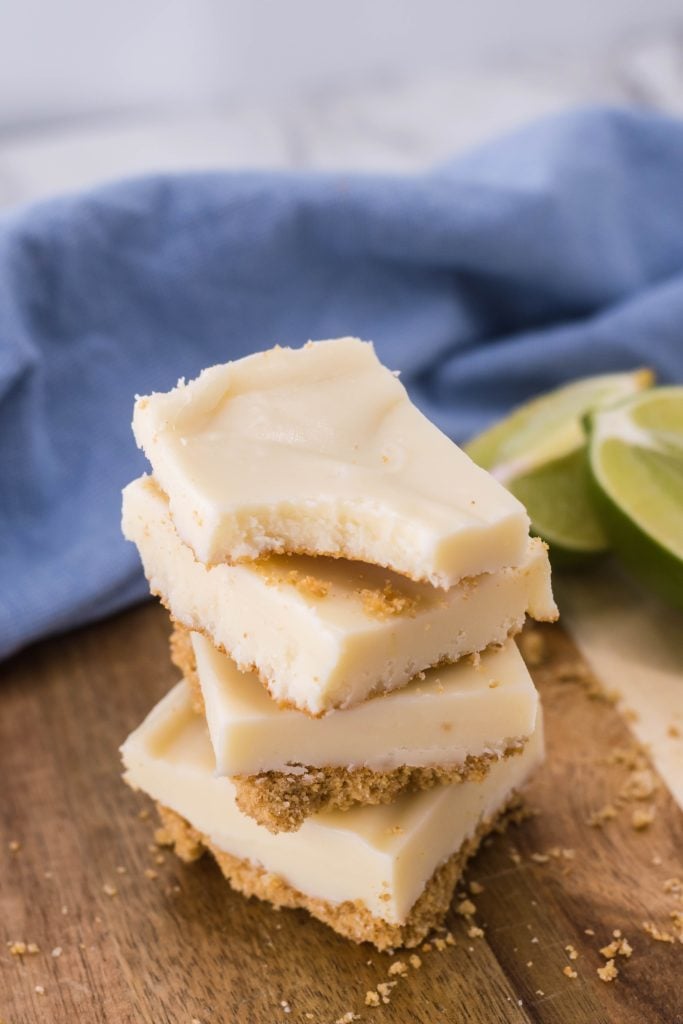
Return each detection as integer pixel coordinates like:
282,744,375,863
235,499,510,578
1,602,682,1024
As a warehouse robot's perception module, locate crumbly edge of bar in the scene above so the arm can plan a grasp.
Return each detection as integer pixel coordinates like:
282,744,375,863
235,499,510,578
209,539,449,589
169,624,526,832
145,475,561,610
166,610,526,719
232,750,524,833
154,796,522,950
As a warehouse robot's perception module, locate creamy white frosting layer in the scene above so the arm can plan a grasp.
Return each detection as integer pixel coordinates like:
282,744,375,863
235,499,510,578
121,683,544,924
132,338,531,588
192,633,538,775
122,476,557,715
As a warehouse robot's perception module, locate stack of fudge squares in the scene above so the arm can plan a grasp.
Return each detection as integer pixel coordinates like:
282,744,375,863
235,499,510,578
121,338,557,950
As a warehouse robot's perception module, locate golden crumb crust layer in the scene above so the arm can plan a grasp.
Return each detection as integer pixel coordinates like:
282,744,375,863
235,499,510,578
154,798,521,950
231,751,523,834
169,624,525,832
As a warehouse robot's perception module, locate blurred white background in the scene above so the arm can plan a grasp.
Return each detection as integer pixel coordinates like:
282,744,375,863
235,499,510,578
1,0,683,205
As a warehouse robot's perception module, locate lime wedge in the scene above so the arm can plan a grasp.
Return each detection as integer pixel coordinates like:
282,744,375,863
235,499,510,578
465,369,654,557
588,387,683,608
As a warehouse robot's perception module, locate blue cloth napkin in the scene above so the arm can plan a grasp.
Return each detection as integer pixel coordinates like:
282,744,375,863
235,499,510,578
2,106,683,660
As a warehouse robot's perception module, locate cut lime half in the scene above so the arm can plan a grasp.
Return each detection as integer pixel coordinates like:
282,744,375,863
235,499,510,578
465,368,654,557
588,387,683,609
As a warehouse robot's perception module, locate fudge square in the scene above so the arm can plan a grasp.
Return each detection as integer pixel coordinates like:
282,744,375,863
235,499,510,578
172,625,540,833
122,475,556,716
132,338,531,588
121,683,544,950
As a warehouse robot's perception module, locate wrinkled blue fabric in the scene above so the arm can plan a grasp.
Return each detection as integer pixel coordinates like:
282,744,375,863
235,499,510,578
1,106,683,660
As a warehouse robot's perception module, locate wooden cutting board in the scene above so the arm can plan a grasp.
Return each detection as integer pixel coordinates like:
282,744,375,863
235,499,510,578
1,602,681,1024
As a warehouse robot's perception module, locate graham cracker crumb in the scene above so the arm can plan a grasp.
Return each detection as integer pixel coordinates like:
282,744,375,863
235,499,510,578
620,769,657,801
8,840,20,852
154,826,174,846
565,944,578,960
285,570,330,599
469,881,485,895
102,884,118,897
597,959,618,982
562,966,578,979
421,942,432,953
433,938,447,952
376,981,397,1004
663,877,682,895
144,869,158,880
359,581,417,620
456,898,476,916
51,947,62,958
584,928,595,936
467,925,484,939
531,852,551,864
445,931,456,946
408,954,422,969
8,941,34,956
365,991,380,1007
587,804,618,827
642,921,675,943
668,723,681,738
631,807,656,830
388,960,408,976
34,985,45,996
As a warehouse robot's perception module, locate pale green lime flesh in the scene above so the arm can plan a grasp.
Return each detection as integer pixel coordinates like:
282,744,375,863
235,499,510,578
509,448,608,554
596,440,683,558
465,369,654,482
588,387,683,608
465,368,654,556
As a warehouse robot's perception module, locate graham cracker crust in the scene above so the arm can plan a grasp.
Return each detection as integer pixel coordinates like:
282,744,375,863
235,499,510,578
232,752,523,833
154,797,522,950
170,624,526,832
